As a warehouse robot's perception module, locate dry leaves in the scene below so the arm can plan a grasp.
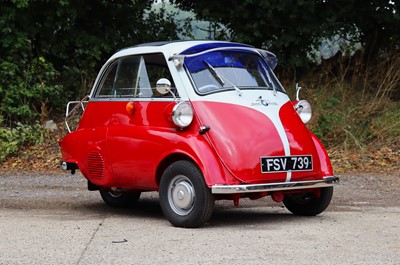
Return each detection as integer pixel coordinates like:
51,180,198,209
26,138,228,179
0,142,61,173
330,145,400,173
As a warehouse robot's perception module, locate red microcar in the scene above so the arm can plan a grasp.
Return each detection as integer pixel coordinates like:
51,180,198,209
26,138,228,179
60,40,339,227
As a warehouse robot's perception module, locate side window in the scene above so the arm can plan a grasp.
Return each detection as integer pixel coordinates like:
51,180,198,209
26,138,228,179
141,53,177,98
114,56,142,96
97,62,118,97
96,53,177,98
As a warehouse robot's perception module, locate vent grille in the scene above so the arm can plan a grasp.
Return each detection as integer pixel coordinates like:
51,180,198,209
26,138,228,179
86,151,105,180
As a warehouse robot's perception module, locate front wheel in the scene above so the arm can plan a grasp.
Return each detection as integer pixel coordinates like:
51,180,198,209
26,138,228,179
99,189,141,208
283,187,333,216
159,160,214,228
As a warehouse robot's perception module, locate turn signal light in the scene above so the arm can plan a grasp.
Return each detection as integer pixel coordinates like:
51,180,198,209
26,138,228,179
126,102,135,115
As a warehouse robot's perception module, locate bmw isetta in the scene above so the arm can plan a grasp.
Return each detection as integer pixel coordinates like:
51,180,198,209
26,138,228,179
59,40,339,227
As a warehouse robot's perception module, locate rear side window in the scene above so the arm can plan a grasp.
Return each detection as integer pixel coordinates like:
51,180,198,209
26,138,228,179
95,53,176,98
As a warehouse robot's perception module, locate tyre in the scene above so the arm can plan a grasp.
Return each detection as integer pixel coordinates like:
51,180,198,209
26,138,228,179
99,189,141,208
159,160,214,228
283,187,333,216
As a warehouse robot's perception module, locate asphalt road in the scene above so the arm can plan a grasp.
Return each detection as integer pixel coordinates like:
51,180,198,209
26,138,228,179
0,171,399,264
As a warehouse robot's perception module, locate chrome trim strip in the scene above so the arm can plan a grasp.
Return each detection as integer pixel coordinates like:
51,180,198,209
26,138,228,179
89,97,178,102
172,46,275,59
211,176,339,194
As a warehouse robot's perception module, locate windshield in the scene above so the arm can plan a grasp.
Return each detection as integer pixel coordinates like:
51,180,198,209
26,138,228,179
184,50,285,94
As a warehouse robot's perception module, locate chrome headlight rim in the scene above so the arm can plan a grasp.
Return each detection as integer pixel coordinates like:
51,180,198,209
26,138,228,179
172,101,194,128
295,100,312,124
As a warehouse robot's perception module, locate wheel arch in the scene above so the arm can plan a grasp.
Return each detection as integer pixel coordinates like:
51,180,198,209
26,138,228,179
155,142,239,189
155,152,196,188
309,132,334,176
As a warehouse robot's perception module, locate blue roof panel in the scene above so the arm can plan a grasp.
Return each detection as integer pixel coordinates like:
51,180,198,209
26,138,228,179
180,42,253,55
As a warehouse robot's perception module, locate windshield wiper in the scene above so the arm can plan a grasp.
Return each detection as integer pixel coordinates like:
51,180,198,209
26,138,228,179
203,60,242,96
203,60,225,87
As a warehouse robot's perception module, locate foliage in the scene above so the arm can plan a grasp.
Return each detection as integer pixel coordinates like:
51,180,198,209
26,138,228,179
307,88,400,151
0,0,186,162
311,96,342,142
173,0,400,71
0,119,44,162
370,104,400,145
0,57,62,124
304,51,400,150
0,0,182,126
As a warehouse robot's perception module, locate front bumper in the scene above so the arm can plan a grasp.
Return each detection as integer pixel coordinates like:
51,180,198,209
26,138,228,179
211,176,339,194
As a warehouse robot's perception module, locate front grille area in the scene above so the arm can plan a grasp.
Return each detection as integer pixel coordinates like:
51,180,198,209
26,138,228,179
86,151,105,180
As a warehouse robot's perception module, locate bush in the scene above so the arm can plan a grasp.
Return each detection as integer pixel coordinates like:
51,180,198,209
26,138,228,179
0,57,63,125
302,50,400,150
0,118,44,162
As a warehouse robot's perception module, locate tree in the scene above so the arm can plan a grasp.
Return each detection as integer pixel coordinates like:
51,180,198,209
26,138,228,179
173,0,400,68
0,0,180,124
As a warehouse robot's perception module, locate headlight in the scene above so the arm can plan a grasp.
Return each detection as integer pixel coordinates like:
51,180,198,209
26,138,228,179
172,101,193,128
295,100,312,124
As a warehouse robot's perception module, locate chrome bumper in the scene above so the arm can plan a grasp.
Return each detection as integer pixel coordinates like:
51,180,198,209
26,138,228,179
211,176,339,194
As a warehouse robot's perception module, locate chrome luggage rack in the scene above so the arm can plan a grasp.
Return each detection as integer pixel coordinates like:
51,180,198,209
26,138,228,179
65,95,89,133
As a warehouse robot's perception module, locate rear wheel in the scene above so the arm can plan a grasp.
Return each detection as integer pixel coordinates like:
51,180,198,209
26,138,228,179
283,187,333,216
159,160,214,228
99,189,141,208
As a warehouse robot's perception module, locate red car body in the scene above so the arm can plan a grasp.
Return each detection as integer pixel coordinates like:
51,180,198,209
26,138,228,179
60,41,338,227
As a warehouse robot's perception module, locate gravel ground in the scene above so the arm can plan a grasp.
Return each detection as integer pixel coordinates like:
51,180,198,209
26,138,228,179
1,170,399,210
0,170,399,264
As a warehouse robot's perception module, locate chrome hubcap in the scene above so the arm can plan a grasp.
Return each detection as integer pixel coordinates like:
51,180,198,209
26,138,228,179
108,191,122,198
168,175,195,216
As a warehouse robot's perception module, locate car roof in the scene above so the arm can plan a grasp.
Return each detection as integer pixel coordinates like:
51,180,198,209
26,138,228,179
111,40,254,59
107,40,277,70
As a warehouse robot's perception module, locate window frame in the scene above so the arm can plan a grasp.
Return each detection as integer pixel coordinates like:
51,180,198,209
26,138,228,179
92,53,177,101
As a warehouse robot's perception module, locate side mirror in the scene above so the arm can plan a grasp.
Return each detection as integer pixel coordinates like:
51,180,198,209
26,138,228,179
156,78,177,100
156,78,172,95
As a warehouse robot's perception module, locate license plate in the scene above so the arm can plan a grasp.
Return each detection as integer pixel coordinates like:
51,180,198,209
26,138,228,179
260,155,313,173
